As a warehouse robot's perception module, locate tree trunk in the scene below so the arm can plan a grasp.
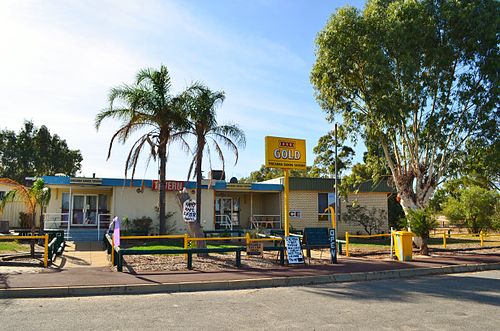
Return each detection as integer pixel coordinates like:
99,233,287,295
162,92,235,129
420,236,429,255
393,173,436,254
194,137,207,254
158,143,167,235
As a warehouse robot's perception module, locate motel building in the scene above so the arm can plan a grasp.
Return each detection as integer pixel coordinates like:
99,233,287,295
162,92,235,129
0,175,392,242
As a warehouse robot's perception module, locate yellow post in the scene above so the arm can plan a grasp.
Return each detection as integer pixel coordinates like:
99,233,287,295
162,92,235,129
284,169,290,236
443,232,447,249
184,233,189,260
246,232,251,245
480,231,484,247
328,206,335,229
44,234,49,268
345,232,349,257
111,234,114,265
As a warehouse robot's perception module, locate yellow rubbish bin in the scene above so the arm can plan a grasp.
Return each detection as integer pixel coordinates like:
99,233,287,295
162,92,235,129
394,231,414,261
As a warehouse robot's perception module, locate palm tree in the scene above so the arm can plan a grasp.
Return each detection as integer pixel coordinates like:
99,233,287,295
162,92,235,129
95,65,188,234
0,178,50,256
182,84,246,238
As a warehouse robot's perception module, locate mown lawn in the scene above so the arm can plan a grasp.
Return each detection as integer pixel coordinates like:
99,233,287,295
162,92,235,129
0,240,30,253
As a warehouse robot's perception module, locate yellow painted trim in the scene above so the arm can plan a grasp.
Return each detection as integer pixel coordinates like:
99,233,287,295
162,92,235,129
347,233,391,238
121,235,185,240
188,236,246,241
248,238,283,242
0,235,47,240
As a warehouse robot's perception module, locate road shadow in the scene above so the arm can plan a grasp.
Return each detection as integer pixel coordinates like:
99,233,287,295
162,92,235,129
301,273,500,306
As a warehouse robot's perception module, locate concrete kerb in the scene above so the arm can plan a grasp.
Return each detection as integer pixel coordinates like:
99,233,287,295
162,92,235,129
1,262,499,299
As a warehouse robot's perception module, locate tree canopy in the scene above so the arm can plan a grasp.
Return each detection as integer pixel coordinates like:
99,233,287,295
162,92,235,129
0,121,82,183
311,0,499,212
95,65,187,234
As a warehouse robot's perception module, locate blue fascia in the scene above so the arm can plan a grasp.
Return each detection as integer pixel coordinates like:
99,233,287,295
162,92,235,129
41,176,283,191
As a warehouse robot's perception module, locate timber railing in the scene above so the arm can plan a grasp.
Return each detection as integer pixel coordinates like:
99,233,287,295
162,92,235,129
439,231,495,249
0,234,50,267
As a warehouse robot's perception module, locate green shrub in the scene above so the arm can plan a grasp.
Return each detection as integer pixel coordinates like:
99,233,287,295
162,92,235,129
132,216,153,234
406,208,438,255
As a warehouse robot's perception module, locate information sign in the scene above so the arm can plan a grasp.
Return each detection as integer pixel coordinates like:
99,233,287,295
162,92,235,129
246,242,264,256
182,199,197,223
285,236,304,264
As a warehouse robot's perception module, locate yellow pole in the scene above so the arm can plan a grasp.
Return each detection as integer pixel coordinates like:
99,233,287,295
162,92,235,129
345,232,349,257
184,233,189,260
284,169,290,237
111,234,114,265
328,206,335,229
443,232,447,249
480,231,484,247
44,234,49,267
246,232,251,245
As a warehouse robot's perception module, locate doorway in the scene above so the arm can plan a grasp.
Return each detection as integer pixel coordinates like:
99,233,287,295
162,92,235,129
71,195,98,226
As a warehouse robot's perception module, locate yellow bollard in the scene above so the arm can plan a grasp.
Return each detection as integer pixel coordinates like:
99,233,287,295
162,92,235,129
480,231,484,247
44,234,49,267
443,232,447,249
245,232,251,246
345,232,349,257
111,234,114,265
184,233,189,260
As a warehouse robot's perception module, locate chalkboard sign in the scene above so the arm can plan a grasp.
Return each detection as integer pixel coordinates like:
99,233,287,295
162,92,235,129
303,227,330,248
285,236,304,264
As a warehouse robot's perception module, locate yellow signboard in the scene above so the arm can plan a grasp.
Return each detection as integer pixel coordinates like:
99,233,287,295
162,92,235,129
265,136,306,170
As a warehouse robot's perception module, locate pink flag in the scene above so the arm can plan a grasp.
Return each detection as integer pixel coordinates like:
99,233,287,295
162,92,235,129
112,216,120,247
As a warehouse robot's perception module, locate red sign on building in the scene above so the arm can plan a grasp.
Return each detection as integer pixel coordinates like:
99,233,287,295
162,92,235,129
151,180,185,191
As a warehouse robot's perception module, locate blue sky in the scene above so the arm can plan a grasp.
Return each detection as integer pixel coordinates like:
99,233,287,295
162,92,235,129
0,0,365,181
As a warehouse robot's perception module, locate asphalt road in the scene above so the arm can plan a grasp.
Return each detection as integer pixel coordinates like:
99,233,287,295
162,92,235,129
1,270,499,331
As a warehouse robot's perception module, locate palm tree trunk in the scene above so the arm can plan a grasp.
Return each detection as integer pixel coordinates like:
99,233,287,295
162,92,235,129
158,143,167,235
420,236,429,255
193,138,207,253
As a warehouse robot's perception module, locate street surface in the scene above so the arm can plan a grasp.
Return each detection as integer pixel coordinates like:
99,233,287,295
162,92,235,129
1,270,499,330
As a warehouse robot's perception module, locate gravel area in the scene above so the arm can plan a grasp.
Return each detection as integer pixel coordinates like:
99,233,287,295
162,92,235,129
122,251,338,272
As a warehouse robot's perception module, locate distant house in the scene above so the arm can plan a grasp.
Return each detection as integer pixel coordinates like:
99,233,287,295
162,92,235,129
0,175,393,240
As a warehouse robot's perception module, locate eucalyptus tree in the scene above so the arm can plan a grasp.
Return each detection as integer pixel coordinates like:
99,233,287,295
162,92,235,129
311,0,499,215
182,84,245,237
0,178,51,256
95,65,188,234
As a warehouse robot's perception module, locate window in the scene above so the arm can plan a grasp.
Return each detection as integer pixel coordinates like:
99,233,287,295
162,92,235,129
318,192,335,221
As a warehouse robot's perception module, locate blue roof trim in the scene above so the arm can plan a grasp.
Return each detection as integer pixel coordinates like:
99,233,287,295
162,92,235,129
40,176,282,191
251,183,283,191
42,176,70,185
102,178,153,187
